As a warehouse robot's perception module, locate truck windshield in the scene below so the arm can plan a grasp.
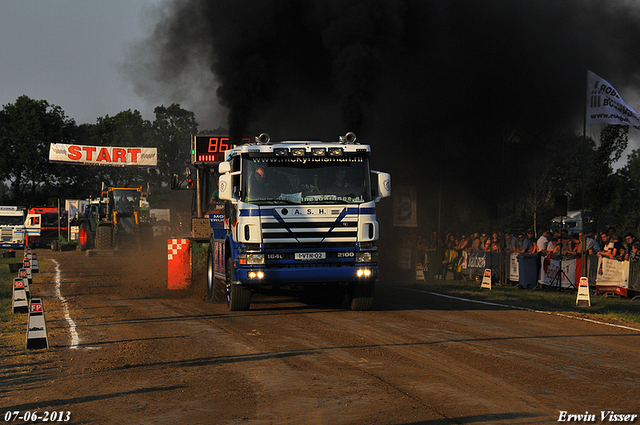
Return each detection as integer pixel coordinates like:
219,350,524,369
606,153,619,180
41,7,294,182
112,190,140,216
40,212,61,227
0,216,24,226
242,155,372,205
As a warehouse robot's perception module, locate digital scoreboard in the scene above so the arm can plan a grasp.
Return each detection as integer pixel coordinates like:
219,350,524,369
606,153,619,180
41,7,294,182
191,135,250,164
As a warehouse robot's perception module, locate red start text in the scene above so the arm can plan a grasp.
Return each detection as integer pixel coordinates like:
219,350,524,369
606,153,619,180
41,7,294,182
67,146,142,163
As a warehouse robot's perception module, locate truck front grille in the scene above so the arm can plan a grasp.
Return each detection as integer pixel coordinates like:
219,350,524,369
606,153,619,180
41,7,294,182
261,217,357,243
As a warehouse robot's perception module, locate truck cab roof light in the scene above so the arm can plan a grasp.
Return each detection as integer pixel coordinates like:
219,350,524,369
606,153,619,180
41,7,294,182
291,148,305,157
274,148,289,156
328,148,343,156
311,147,326,156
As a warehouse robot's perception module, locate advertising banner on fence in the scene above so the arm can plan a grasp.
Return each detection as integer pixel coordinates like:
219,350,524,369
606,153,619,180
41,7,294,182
538,255,581,289
49,143,157,167
509,253,519,281
595,257,629,296
464,251,501,270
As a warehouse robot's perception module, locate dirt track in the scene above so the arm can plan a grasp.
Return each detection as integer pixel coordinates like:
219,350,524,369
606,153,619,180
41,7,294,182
3,243,640,424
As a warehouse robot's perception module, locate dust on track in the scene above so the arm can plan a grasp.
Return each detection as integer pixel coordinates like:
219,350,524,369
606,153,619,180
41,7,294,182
3,241,640,424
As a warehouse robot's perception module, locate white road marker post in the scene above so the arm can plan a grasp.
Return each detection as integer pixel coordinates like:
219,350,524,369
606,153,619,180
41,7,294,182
481,268,492,290
26,298,49,350
12,278,29,313
576,277,591,307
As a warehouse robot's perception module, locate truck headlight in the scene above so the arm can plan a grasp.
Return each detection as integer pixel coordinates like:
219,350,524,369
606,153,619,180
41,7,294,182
245,253,265,265
357,268,372,277
356,252,372,263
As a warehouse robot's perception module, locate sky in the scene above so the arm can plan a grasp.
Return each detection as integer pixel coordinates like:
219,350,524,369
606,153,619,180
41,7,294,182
0,1,167,125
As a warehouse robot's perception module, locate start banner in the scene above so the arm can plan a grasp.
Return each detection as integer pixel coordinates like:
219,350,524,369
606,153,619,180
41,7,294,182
49,143,157,167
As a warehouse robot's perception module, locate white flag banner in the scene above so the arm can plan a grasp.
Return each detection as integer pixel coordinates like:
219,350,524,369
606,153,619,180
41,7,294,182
49,143,157,167
587,70,640,130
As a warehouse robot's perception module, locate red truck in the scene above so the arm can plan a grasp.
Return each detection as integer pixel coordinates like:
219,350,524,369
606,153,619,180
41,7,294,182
25,207,67,248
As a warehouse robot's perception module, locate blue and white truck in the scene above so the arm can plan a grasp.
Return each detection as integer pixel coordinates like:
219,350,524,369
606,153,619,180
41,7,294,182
0,206,26,249
179,132,391,311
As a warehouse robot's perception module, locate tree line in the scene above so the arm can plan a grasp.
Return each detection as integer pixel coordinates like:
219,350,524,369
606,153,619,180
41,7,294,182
0,95,220,209
504,124,635,237
416,123,638,239
2,95,640,237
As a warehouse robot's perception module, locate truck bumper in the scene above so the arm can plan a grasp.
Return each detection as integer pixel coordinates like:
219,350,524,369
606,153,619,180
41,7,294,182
236,264,378,285
0,242,24,249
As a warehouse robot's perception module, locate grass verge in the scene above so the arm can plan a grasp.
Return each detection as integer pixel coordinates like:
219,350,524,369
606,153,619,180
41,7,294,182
1,251,53,356
1,252,31,360
396,277,640,326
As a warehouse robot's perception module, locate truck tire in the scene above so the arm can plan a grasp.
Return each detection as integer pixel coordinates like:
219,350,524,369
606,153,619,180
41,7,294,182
226,257,251,311
96,225,113,250
79,222,94,251
348,282,374,311
50,239,60,251
207,246,225,303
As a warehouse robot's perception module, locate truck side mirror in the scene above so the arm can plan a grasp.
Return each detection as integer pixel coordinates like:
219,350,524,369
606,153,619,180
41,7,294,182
218,162,231,174
170,173,180,190
372,171,391,202
218,174,235,202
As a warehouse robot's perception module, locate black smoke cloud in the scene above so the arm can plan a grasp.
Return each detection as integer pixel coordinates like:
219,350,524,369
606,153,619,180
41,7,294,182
125,0,640,226
126,0,407,139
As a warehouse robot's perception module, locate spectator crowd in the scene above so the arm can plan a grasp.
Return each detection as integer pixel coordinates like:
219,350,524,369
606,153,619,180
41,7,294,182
412,227,640,279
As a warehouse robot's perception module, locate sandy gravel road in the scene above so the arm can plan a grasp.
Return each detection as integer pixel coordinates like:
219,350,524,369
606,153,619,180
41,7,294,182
3,245,640,424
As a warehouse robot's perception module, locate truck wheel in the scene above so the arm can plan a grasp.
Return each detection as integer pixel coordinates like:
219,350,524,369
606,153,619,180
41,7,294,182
226,257,250,311
348,282,374,311
96,225,113,250
207,246,225,303
50,239,60,251
79,222,94,251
